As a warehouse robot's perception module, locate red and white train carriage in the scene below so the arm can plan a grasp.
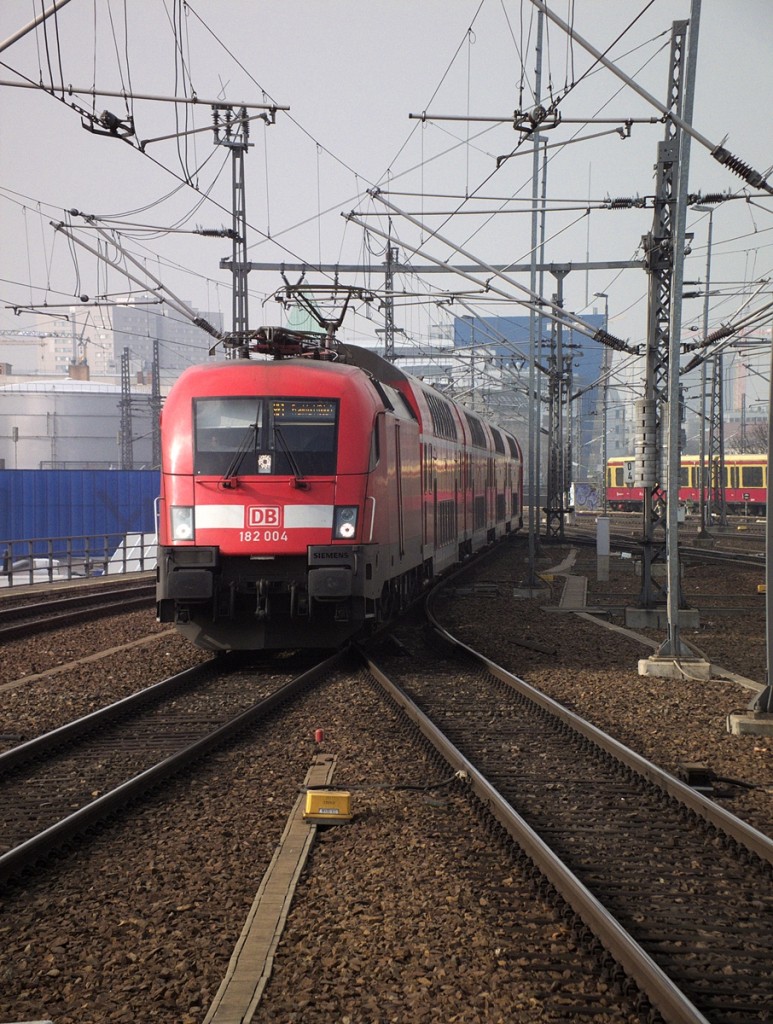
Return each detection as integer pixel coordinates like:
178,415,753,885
156,339,523,650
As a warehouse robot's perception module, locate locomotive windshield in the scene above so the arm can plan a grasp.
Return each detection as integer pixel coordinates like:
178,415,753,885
194,396,338,477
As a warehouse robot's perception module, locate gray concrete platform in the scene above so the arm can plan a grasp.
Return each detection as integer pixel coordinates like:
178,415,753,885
513,584,550,599
204,753,339,1024
638,655,712,680
559,574,587,609
727,713,773,737
625,606,700,630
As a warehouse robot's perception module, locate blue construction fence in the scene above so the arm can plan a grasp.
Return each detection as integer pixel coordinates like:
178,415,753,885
0,470,159,554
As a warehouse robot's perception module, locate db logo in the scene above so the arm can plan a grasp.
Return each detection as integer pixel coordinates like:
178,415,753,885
247,506,282,527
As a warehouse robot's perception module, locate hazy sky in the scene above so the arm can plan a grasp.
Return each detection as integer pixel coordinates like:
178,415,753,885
1,0,771,382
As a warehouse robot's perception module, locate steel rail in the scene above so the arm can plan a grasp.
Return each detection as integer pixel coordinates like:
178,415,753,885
0,649,348,886
0,593,156,642
563,528,764,570
678,545,763,568
355,555,773,1022
361,651,711,1024
0,583,156,622
425,591,773,866
0,661,215,774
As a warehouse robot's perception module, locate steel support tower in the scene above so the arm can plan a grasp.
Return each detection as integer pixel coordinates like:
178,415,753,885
151,335,162,470
214,106,252,357
119,347,134,470
545,270,569,539
637,21,688,608
381,243,399,362
707,351,727,524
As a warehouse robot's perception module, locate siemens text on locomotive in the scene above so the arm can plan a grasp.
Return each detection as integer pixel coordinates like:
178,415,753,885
156,339,523,650
606,453,768,514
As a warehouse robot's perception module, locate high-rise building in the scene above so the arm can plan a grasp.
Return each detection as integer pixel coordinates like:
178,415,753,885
112,296,223,380
453,313,606,482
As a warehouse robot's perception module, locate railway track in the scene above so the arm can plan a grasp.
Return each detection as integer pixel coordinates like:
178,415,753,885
564,522,765,571
569,512,765,551
0,580,156,641
3,548,771,1021
0,649,341,886
357,592,773,1024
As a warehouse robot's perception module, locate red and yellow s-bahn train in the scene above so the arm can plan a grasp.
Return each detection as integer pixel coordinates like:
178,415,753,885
156,338,523,651
606,453,767,514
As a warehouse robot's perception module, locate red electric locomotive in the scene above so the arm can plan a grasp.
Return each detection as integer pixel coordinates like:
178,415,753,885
156,337,523,650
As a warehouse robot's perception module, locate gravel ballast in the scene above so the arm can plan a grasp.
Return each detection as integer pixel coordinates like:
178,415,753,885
0,542,770,1022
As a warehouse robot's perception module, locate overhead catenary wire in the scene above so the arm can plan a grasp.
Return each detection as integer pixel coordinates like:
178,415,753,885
13,0,647,327
527,0,773,195
350,190,637,354
51,216,223,340
0,72,323,304
0,74,289,112
2,1,770,373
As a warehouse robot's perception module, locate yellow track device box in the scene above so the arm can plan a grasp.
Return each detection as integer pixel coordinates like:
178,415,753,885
303,789,352,823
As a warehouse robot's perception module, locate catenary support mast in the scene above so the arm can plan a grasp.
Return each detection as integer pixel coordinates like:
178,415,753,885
214,107,252,358
637,21,688,610
527,8,545,577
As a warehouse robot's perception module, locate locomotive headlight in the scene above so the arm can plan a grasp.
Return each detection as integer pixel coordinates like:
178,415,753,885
333,505,358,540
171,506,195,541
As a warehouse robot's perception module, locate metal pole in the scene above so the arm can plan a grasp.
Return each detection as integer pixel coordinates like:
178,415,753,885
698,208,713,535
151,336,162,470
0,0,73,55
595,293,609,512
751,330,773,712
383,241,397,362
527,9,544,581
602,376,608,512
536,140,548,548
699,362,708,532
661,1,701,659
0,78,287,111
716,351,728,525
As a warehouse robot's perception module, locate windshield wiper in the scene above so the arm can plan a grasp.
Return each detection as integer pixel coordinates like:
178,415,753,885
221,422,258,487
274,425,308,489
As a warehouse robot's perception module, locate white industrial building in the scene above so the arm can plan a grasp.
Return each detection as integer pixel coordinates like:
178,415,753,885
0,378,155,470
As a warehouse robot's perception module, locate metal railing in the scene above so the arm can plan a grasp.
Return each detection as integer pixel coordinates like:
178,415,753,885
1,532,157,588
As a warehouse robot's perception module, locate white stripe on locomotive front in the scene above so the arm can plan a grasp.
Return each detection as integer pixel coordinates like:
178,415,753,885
195,504,335,529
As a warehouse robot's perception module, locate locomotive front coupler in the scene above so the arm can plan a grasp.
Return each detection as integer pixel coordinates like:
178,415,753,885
255,578,269,621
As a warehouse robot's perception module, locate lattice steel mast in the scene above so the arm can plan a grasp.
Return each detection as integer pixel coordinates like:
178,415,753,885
214,106,252,358
637,21,688,609
119,347,134,470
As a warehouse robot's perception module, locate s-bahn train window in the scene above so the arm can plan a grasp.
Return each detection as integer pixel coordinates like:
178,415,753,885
194,397,338,477
742,465,763,488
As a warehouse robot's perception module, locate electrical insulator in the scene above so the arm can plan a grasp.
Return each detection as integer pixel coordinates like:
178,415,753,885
712,146,772,193
634,399,658,489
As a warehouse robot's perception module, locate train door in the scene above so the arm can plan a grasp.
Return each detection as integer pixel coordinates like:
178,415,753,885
452,450,459,541
395,423,405,558
463,452,469,537
421,442,433,549
487,457,492,522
